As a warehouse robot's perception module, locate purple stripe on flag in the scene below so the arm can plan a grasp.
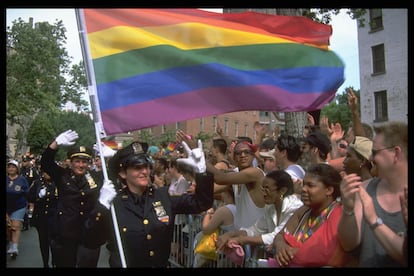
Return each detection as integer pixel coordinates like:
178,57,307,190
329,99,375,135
101,85,335,135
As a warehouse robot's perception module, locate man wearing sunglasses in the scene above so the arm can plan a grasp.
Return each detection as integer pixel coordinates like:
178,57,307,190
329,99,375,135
339,121,407,267
207,140,266,230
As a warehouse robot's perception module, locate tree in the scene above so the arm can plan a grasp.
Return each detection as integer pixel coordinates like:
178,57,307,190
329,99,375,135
63,60,90,112
321,87,360,132
27,110,95,160
7,17,89,156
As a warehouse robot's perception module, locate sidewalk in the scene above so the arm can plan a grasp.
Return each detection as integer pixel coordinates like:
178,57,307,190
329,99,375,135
6,226,109,268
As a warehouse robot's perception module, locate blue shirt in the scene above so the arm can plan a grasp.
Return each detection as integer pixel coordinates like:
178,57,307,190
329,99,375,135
7,175,30,213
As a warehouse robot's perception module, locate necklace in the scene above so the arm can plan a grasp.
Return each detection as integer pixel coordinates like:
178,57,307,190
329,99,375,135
296,200,337,243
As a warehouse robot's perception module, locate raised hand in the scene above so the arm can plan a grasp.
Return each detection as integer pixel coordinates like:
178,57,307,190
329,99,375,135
177,140,206,173
94,142,117,158
55,129,79,146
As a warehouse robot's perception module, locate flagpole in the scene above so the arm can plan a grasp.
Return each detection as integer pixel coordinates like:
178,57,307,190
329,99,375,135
75,9,127,268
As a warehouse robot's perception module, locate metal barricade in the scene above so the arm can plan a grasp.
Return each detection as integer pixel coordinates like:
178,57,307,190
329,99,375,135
168,214,268,268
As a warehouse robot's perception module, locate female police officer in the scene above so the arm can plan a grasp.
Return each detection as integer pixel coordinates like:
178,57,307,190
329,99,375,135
83,139,214,267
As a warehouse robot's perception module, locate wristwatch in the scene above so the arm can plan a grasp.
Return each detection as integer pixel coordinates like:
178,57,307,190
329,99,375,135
369,217,384,230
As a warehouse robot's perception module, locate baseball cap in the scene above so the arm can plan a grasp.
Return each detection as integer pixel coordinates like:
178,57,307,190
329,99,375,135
285,164,306,181
349,136,373,160
305,131,331,156
7,159,19,168
259,149,275,161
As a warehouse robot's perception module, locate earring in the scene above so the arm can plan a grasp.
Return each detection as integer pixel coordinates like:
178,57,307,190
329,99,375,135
280,194,284,200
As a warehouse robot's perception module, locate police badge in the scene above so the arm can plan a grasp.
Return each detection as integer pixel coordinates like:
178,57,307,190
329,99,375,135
153,201,169,223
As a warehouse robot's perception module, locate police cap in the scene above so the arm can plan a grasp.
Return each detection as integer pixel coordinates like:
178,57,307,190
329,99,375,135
108,141,151,177
67,146,93,160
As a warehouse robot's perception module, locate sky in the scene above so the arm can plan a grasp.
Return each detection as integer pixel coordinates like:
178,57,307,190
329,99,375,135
6,8,360,96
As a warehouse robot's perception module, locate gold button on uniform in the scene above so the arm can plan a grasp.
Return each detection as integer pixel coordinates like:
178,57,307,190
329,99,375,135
80,211,84,215
149,251,154,256
143,219,149,225
146,234,152,240
122,227,127,232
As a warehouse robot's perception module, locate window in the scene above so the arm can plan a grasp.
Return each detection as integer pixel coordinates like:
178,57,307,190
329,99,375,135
244,124,248,137
369,9,383,31
234,121,239,138
372,44,385,74
224,119,229,136
162,124,166,134
199,118,204,132
213,116,217,131
374,90,388,122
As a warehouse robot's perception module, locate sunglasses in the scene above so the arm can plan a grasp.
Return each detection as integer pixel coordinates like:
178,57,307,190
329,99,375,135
123,155,150,167
371,146,395,157
234,150,253,156
260,185,278,193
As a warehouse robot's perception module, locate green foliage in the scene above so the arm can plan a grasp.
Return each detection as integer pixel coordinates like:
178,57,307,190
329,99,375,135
7,17,90,155
27,110,95,161
63,60,89,112
7,19,70,124
321,87,360,131
195,131,214,145
26,113,55,155
303,8,367,26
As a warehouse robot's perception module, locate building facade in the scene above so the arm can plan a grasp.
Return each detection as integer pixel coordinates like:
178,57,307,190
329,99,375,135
147,111,285,146
357,9,408,125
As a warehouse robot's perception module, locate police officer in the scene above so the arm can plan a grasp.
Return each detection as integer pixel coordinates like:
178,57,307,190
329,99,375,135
27,170,58,267
83,140,214,267
20,155,40,230
40,129,116,267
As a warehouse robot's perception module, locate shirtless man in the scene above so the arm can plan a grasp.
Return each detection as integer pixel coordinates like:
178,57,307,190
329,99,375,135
207,140,266,230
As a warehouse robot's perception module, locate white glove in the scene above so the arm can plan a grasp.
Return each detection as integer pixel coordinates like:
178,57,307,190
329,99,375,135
38,187,47,198
93,142,116,158
99,179,117,210
177,140,206,173
55,129,79,146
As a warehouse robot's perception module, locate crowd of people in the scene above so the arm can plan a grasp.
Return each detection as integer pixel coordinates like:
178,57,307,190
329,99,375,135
6,91,408,268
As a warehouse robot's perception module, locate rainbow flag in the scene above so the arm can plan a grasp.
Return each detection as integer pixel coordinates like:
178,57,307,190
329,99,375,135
78,9,344,135
102,139,118,150
167,142,177,152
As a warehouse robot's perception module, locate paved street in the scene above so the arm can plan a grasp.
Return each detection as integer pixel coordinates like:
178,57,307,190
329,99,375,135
6,226,109,268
